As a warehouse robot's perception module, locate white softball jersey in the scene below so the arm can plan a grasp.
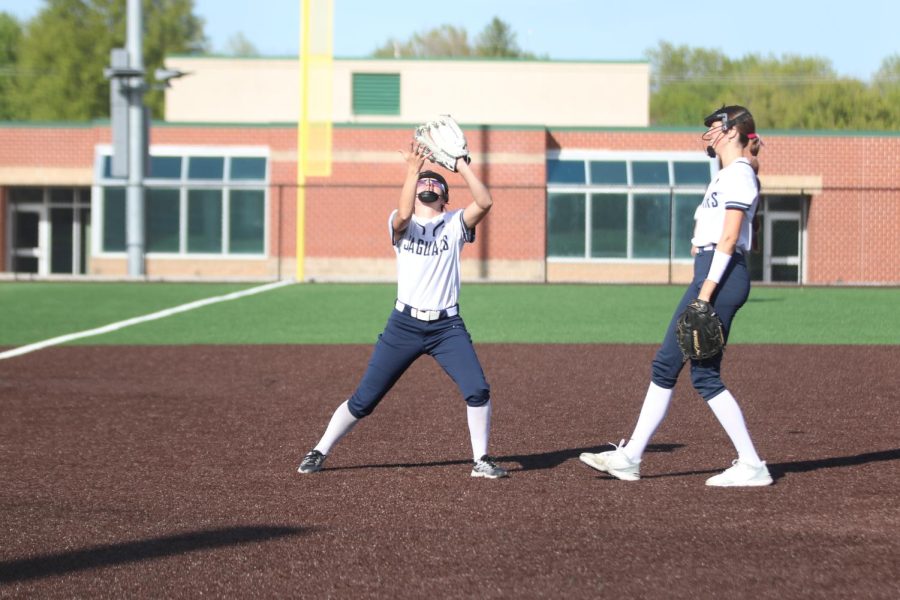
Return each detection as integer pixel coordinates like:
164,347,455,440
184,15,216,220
691,157,760,253
389,209,474,311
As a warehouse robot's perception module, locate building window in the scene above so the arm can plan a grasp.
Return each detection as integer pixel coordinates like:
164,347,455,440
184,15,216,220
546,152,714,261
146,188,180,252
547,193,585,257
96,150,268,257
590,193,628,257
231,157,267,180
589,161,627,185
103,188,126,252
187,189,223,253
229,190,266,254
149,156,182,179
547,160,586,184
188,157,225,180
352,73,401,116
632,161,669,185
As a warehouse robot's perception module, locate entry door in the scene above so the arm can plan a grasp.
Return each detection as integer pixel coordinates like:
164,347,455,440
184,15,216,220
50,207,91,274
766,214,801,283
10,205,45,274
747,195,805,284
7,188,92,275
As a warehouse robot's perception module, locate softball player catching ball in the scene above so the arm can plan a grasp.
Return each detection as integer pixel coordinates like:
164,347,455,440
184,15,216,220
580,105,772,487
298,143,507,479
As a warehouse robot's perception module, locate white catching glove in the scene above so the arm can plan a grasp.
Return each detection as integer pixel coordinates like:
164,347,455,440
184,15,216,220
414,114,470,172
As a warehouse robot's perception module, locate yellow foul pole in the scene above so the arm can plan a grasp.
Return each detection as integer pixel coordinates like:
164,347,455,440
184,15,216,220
297,0,333,281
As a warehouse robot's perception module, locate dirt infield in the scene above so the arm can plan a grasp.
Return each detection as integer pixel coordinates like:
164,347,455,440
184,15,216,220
1,344,898,599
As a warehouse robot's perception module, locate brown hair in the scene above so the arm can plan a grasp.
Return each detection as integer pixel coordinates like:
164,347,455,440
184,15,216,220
704,104,762,173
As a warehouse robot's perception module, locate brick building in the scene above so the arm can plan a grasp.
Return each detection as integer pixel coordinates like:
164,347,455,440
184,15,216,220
1,57,897,285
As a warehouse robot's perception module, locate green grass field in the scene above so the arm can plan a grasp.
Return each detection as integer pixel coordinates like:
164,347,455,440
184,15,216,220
0,281,897,347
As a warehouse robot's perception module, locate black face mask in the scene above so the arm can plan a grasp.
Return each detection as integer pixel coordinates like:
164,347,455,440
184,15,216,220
417,191,441,203
704,129,726,158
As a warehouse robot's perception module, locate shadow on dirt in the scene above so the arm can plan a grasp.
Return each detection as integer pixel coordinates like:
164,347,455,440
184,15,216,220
0,525,306,583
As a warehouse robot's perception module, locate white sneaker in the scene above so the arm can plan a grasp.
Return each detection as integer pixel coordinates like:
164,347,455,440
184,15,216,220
579,441,640,481
471,455,509,479
706,459,773,487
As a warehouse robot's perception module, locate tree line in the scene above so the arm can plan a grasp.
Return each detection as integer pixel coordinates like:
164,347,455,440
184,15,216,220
648,42,900,130
0,1,205,121
1,4,897,131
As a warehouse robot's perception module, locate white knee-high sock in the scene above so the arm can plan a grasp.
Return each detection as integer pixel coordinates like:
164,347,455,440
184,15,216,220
467,401,492,460
706,389,762,466
314,400,359,455
623,382,673,462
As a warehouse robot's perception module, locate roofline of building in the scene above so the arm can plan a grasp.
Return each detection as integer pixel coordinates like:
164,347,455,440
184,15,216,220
164,53,650,65
1,119,899,138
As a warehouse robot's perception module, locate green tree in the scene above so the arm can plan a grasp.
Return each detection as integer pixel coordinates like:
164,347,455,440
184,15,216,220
372,24,472,58
474,17,534,58
0,13,23,120
646,41,899,131
372,17,533,59
224,32,258,57
9,0,206,122
870,54,900,129
141,0,207,116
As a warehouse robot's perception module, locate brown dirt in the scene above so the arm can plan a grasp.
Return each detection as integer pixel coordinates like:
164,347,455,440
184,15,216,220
0,344,898,599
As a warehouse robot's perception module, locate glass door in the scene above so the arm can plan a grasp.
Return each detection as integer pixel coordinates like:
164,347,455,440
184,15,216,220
10,205,44,274
7,187,92,275
747,195,805,284
767,216,801,283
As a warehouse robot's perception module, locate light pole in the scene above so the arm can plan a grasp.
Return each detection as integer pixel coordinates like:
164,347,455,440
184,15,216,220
104,0,146,277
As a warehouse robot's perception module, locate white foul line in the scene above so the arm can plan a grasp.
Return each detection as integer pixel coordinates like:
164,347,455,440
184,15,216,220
0,279,294,361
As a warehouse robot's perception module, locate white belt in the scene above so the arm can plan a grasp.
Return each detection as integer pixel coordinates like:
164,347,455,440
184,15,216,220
395,300,459,322
698,244,743,255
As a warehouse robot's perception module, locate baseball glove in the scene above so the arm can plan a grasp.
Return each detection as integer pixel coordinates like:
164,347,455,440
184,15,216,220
675,299,726,361
414,114,470,172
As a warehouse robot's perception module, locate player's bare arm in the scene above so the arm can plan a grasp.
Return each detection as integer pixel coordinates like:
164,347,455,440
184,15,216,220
394,142,430,242
459,158,493,230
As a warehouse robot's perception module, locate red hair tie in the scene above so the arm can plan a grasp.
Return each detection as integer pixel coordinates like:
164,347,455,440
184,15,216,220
747,133,759,139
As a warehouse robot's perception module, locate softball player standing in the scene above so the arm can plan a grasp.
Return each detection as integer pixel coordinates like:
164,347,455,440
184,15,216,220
298,143,507,479
581,105,772,487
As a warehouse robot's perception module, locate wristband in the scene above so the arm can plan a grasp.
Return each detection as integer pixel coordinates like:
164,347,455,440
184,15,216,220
706,249,732,284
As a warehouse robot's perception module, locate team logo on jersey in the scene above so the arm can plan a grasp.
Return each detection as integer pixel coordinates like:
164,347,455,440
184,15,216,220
401,236,450,255
701,191,719,208
400,220,450,256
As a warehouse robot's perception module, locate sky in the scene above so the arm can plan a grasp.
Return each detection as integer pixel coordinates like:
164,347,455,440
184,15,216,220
1,0,897,81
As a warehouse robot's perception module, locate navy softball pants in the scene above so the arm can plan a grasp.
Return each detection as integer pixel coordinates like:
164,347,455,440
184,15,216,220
347,308,491,419
651,249,751,400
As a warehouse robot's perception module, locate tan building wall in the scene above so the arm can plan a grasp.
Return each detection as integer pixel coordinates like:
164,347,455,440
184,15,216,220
91,256,284,279
547,262,696,285
162,56,649,127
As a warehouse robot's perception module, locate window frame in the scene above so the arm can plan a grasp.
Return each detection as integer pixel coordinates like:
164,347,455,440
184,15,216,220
93,145,270,260
546,150,716,263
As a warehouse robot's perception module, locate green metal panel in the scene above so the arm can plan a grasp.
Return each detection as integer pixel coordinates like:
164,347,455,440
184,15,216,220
352,73,400,115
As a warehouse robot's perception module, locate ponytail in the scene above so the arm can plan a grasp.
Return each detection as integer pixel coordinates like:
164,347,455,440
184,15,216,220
746,132,761,174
